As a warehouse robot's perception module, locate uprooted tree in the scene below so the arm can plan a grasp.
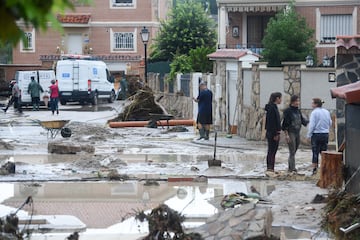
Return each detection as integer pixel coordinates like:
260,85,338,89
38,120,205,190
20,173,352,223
114,86,167,122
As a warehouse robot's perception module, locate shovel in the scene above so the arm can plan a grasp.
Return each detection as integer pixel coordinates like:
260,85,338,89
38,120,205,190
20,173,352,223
208,131,222,167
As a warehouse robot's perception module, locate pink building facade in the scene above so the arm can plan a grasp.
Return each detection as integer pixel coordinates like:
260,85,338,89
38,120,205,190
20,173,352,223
217,0,360,66
12,0,171,80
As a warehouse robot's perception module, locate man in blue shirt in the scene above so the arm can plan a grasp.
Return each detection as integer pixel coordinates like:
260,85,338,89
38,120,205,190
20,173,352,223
193,81,213,140
307,98,332,175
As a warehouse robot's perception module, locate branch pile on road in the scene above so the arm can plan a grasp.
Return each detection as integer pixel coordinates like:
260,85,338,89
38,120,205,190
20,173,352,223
113,86,167,121
322,190,360,239
135,204,203,240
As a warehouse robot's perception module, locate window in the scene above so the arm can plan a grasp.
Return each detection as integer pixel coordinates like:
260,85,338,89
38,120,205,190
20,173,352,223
111,0,135,8
20,29,35,52
320,14,352,44
113,32,134,50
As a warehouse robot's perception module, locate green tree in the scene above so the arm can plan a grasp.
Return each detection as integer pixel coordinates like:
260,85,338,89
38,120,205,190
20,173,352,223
168,46,215,81
261,3,315,67
150,0,216,62
0,0,90,46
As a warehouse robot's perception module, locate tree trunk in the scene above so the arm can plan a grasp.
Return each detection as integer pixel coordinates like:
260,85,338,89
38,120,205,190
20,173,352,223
317,151,344,189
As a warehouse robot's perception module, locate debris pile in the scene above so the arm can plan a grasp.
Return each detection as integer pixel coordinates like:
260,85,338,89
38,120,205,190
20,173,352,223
322,190,360,239
0,161,15,175
113,86,167,122
135,204,203,240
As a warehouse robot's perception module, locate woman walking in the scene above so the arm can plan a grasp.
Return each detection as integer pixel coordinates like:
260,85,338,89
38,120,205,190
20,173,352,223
265,92,282,173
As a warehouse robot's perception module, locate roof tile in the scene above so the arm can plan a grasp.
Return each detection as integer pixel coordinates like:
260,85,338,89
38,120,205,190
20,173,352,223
207,49,260,60
336,35,360,50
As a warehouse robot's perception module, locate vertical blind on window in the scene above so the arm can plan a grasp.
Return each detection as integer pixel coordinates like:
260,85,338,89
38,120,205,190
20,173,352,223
320,14,352,42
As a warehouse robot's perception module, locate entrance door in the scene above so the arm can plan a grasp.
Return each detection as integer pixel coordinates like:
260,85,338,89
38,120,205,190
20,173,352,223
67,34,83,54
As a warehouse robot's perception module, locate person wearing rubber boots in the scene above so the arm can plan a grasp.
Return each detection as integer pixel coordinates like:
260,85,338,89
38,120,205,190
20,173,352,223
28,76,44,111
193,81,213,140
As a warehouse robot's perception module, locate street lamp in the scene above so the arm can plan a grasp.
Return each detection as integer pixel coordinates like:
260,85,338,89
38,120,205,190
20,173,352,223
140,26,149,83
305,55,314,67
323,54,330,67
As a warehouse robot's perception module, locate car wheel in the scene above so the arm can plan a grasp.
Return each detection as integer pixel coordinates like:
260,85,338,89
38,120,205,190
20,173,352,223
108,90,115,103
60,99,67,105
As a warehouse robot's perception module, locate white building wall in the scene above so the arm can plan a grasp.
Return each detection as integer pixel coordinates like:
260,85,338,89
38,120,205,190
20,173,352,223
243,69,252,107
259,70,284,109
301,71,337,110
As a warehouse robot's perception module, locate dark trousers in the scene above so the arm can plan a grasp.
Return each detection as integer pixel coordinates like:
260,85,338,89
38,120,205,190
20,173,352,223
311,133,329,166
31,97,40,109
50,98,59,113
5,96,22,113
266,135,279,171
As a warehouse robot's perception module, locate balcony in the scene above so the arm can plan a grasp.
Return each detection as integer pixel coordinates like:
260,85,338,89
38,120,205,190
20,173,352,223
39,54,142,62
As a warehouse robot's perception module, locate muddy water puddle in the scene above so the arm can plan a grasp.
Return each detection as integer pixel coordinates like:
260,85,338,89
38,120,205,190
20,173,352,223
0,153,267,180
0,179,317,239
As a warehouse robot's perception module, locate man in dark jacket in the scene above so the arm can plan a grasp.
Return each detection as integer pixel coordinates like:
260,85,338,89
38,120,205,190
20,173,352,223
193,81,213,140
265,92,282,172
28,76,43,111
282,95,308,172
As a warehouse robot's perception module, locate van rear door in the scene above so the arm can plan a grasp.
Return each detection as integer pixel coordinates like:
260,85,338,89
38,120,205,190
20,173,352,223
57,60,74,93
16,71,37,104
38,70,55,99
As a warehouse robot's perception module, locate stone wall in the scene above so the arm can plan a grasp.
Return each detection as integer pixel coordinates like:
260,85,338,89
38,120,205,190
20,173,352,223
148,63,336,142
192,203,272,239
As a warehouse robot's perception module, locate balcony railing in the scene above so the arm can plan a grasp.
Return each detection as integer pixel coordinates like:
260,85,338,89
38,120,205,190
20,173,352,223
218,43,264,55
40,54,142,62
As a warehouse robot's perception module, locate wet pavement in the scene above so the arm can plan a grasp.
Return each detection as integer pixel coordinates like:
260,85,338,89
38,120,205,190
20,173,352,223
0,100,333,239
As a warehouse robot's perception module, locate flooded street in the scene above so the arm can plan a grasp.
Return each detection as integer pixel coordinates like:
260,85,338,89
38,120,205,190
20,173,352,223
0,101,332,239
0,179,324,240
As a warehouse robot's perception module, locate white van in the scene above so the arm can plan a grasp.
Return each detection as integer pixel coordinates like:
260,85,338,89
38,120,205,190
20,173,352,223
15,70,55,106
55,58,116,105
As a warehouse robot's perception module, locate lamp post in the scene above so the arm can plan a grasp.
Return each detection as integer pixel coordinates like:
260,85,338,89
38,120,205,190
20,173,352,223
140,26,149,84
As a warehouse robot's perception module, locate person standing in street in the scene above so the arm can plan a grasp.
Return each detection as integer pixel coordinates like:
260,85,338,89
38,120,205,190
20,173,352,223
3,80,22,113
193,81,213,140
282,95,308,173
119,75,128,100
28,76,44,111
307,98,332,175
49,79,59,115
265,92,282,173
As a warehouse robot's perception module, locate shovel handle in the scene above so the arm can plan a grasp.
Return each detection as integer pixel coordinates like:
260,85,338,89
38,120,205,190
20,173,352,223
213,131,217,159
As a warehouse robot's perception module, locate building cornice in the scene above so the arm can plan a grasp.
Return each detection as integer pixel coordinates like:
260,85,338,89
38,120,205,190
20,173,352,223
217,0,360,7
89,22,160,28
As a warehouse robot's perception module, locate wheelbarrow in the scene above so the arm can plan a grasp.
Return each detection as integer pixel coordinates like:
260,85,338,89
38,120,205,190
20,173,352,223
39,120,71,139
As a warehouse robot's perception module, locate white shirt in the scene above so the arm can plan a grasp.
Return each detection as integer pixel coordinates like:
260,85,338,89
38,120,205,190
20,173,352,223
307,107,332,138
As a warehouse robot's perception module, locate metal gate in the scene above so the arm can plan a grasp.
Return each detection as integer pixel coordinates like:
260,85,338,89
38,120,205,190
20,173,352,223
180,73,191,97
